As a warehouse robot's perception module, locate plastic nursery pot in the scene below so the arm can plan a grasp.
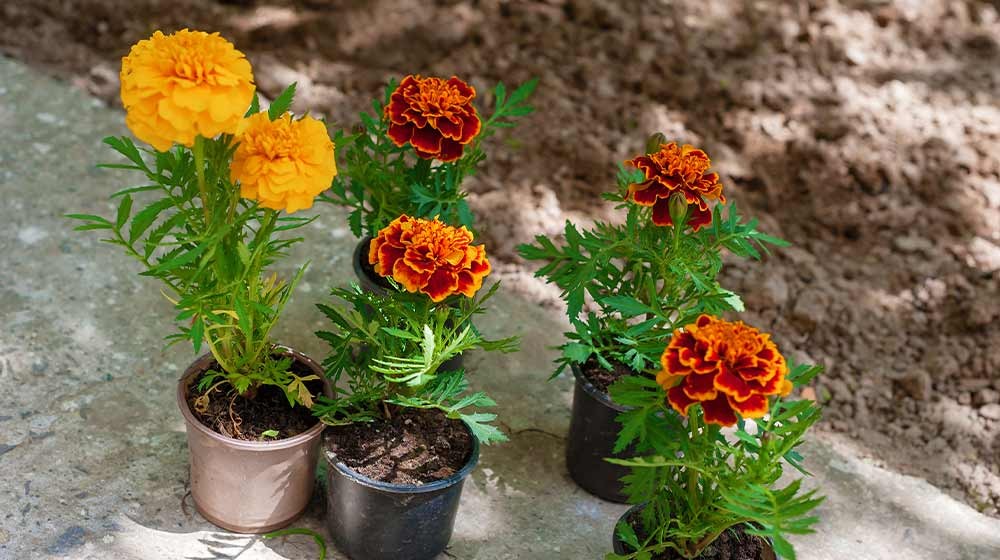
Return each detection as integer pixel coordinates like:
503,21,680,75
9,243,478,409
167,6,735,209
566,362,633,503
611,504,778,559
324,422,480,560
176,346,330,533
351,236,465,372
352,236,393,295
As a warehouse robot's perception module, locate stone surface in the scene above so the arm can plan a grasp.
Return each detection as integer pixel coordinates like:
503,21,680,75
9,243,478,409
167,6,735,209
1,56,999,560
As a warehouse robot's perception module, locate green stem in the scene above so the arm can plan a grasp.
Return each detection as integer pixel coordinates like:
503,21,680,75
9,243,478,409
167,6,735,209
688,412,701,512
193,136,210,225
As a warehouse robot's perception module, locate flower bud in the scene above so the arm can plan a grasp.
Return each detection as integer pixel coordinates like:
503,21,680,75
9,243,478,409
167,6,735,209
668,192,689,228
645,132,667,155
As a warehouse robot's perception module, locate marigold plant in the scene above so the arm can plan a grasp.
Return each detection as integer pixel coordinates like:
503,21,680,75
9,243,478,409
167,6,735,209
71,30,334,414
608,317,824,560
313,216,516,444
519,135,785,379
322,75,536,236
120,29,255,152
369,215,491,302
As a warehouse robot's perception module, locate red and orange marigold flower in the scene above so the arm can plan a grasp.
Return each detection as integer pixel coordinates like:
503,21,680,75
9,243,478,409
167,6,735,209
626,142,726,231
384,75,482,163
369,215,491,302
656,315,792,427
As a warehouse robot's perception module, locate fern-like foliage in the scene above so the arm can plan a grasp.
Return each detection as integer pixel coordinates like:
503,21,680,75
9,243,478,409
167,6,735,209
312,282,518,444
518,163,787,376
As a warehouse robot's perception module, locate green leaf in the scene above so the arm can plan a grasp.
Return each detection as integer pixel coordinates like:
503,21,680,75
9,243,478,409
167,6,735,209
66,214,112,225
260,429,279,439
381,327,420,341
115,194,133,230
245,91,261,117
128,198,175,244
143,241,209,275
269,83,297,120
615,519,641,551
601,295,655,317
562,342,592,364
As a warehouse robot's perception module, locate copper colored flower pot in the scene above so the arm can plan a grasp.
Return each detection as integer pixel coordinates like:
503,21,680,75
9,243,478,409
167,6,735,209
566,362,632,503
176,347,329,533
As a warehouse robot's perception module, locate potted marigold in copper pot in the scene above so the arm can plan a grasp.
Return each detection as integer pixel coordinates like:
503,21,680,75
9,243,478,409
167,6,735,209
518,136,785,502
69,29,337,532
321,74,535,293
312,215,515,560
607,315,825,560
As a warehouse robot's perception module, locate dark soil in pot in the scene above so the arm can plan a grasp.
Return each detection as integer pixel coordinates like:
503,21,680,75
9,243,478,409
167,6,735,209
325,406,473,484
613,507,776,560
185,358,325,441
580,356,635,397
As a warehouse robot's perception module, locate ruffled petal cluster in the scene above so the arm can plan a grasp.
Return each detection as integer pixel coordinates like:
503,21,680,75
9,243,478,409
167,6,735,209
120,29,255,152
656,315,792,427
369,215,491,302
231,112,337,214
385,75,482,162
626,142,726,230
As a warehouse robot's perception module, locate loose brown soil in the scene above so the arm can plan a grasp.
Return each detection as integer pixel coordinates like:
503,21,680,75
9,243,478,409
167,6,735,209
4,0,999,515
325,406,473,485
581,357,635,396
622,512,773,560
186,360,323,441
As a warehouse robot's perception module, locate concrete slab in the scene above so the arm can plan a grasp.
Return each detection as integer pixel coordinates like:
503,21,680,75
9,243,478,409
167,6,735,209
0,55,998,560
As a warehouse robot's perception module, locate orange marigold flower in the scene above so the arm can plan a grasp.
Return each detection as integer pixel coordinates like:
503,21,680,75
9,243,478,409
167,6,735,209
369,215,491,302
120,29,255,152
656,314,792,427
626,142,726,231
384,75,482,162
231,112,337,214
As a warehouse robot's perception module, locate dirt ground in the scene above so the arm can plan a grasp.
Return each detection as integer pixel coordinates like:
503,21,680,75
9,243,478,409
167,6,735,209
3,0,999,516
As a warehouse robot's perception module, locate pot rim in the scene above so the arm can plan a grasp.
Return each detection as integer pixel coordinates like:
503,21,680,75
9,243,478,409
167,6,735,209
571,361,631,412
352,236,391,294
176,344,329,452
324,414,481,494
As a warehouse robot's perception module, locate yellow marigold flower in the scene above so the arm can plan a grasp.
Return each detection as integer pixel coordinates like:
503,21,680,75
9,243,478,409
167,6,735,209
120,29,255,152
369,215,491,302
230,112,337,214
657,314,792,427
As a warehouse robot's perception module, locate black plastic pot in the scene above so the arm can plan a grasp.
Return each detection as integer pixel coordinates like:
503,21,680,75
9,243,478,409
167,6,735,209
611,504,778,559
324,424,480,560
565,362,632,503
352,236,392,295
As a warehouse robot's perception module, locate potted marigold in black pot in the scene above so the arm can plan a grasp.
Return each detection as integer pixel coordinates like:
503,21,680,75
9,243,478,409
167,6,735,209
312,214,516,560
607,314,825,560
518,137,785,502
321,74,535,293
69,29,337,532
